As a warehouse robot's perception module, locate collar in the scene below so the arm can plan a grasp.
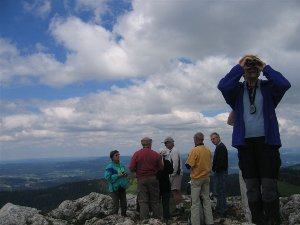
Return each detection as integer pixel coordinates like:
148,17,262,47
195,143,204,147
244,79,261,89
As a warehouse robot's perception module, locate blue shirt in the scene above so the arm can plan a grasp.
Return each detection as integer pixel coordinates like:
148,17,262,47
243,80,265,138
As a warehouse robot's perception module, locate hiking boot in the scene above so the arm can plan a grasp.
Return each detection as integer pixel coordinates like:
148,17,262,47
214,211,227,218
171,208,181,216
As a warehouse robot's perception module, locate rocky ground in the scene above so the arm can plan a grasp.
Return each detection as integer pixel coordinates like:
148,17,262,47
0,193,299,225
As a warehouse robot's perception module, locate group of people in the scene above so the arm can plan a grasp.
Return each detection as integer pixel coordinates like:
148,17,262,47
104,134,227,225
105,136,185,224
104,54,291,225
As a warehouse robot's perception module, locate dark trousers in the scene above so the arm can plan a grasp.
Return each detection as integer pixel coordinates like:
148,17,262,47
137,176,162,220
237,137,281,225
161,191,171,220
110,187,127,216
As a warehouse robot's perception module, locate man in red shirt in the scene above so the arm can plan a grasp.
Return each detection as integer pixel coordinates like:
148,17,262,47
129,137,164,220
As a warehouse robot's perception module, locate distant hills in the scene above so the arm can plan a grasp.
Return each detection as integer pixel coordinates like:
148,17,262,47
0,148,299,192
0,166,299,212
0,148,299,211
0,179,108,211
0,157,108,191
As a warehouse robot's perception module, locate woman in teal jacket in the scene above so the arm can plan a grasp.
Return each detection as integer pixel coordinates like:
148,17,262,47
105,150,129,216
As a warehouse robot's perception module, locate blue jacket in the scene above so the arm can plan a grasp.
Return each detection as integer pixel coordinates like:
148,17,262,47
218,64,291,147
105,160,129,192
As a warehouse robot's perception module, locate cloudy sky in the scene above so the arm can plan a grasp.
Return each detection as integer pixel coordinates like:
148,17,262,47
1,0,299,161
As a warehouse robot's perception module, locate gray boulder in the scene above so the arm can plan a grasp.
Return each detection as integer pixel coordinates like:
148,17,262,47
1,193,300,225
49,192,113,223
84,215,133,225
0,203,48,225
281,194,300,225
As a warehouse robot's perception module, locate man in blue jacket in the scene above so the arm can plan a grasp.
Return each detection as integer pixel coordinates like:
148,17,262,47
218,54,291,225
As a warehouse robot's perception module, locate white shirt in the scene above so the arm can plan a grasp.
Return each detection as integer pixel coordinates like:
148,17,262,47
167,147,183,176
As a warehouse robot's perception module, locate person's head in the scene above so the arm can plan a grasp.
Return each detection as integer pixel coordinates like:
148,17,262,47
163,137,174,150
239,54,264,83
193,132,204,145
210,132,221,145
110,150,120,162
141,137,152,148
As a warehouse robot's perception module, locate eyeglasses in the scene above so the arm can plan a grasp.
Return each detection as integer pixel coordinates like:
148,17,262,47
114,154,120,157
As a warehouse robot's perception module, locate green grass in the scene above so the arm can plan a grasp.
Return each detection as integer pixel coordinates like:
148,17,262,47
127,179,138,194
278,181,300,197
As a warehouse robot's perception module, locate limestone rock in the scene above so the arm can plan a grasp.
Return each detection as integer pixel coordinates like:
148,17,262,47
84,215,132,225
281,194,300,225
49,192,113,223
1,193,300,225
0,203,48,225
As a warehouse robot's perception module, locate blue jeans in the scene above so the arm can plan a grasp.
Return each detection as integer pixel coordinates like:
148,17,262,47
213,170,227,214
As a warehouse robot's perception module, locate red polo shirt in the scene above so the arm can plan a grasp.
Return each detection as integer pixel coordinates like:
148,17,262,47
129,148,163,180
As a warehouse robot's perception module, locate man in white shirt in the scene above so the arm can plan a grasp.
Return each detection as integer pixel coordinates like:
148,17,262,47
162,137,184,215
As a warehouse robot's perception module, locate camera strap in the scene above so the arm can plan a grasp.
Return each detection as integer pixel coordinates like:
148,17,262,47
246,82,258,114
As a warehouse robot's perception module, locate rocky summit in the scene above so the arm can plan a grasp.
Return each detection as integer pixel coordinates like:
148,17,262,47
0,193,299,225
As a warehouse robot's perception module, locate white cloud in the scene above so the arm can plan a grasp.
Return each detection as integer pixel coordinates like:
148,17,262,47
2,1,300,87
1,0,300,160
2,55,298,158
2,115,38,130
42,106,77,119
23,0,51,19
75,0,108,23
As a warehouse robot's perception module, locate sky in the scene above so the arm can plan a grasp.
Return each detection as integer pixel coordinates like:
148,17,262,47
0,0,300,161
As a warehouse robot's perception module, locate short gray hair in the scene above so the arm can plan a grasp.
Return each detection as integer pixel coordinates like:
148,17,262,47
194,132,204,140
141,137,152,147
210,132,220,138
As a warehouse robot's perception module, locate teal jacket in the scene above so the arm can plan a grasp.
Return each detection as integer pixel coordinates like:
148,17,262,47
104,160,129,192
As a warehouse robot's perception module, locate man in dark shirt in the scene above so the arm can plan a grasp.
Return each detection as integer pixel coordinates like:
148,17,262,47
157,149,173,224
129,137,163,220
210,132,228,217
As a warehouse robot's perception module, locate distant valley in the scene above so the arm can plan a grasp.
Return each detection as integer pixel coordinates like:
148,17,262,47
0,157,108,191
0,148,299,192
0,148,299,211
